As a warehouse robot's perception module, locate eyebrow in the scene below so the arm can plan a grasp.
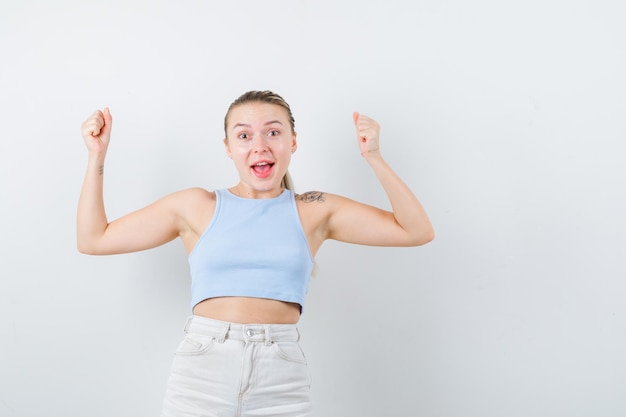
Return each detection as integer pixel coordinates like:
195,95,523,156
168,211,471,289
232,120,284,129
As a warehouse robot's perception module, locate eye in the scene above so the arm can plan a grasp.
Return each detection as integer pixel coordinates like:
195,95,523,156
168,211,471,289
238,132,249,140
268,130,279,137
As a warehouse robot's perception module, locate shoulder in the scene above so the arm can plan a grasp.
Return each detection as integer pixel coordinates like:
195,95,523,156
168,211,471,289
167,187,215,202
172,188,217,243
294,191,355,244
178,187,216,200
294,190,349,219
153,186,212,205
294,190,352,206
294,190,328,203
295,190,378,225
160,187,216,216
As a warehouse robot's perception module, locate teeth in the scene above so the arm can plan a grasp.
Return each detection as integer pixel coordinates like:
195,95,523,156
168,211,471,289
255,162,269,166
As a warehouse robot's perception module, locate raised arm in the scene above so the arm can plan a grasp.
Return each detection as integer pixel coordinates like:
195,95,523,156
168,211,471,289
76,109,193,255
325,113,434,247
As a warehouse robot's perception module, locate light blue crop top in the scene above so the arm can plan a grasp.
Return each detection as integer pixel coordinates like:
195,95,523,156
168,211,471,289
188,188,315,311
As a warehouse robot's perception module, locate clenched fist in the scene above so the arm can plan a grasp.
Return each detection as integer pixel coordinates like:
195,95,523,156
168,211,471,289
353,112,380,157
81,107,112,157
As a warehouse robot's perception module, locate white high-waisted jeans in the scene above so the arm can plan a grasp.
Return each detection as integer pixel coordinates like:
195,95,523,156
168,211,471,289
160,315,314,417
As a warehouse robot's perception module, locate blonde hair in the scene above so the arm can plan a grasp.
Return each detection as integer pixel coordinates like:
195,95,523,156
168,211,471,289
225,90,296,191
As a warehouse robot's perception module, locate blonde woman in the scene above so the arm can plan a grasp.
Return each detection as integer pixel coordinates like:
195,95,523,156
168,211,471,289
78,90,434,416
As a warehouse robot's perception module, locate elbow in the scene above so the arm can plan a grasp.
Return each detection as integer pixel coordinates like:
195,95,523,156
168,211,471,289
423,228,435,244
409,226,435,247
77,242,93,255
77,238,100,255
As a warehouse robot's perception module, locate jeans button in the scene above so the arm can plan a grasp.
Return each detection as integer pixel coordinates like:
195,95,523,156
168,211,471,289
246,329,254,337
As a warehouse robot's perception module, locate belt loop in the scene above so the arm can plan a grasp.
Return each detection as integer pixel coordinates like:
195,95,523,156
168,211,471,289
216,322,230,343
296,327,301,342
183,316,193,333
264,325,272,346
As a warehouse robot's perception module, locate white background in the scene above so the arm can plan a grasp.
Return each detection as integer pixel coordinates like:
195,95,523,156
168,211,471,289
1,1,625,416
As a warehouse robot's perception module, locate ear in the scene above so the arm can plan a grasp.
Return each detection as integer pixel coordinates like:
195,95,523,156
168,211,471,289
223,137,232,158
291,132,298,154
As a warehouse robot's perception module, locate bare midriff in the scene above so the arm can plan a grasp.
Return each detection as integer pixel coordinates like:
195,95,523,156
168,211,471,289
192,297,301,324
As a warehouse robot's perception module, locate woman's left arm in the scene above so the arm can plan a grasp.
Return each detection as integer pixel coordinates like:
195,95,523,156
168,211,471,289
325,113,434,247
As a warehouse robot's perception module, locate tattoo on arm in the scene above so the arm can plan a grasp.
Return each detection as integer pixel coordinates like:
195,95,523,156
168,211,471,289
99,165,104,176
297,191,326,203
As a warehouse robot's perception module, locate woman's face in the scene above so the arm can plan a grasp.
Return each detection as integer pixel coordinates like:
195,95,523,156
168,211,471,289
224,102,297,197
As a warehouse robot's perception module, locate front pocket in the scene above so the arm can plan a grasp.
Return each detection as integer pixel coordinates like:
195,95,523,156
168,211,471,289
175,333,215,356
272,341,308,365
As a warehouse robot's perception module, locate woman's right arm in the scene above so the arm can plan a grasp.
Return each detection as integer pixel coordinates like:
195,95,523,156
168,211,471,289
77,108,186,255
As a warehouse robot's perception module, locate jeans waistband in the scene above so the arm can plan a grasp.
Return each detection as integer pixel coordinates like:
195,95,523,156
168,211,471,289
183,315,300,345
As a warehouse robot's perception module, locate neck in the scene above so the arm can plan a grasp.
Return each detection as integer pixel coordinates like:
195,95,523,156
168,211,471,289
229,184,284,199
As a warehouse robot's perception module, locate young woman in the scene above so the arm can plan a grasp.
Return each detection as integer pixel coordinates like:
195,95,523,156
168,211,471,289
78,90,434,417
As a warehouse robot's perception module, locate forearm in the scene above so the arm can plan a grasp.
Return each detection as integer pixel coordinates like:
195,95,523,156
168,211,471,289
76,155,109,253
364,152,434,244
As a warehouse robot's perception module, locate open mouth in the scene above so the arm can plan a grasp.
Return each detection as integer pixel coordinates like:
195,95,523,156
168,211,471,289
251,161,274,178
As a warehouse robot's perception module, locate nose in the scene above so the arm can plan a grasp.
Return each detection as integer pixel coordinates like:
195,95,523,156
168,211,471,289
251,134,269,153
